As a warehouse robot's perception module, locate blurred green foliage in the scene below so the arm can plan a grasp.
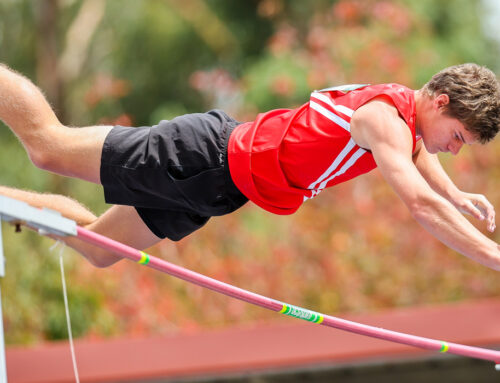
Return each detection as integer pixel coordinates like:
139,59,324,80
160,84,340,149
0,0,499,345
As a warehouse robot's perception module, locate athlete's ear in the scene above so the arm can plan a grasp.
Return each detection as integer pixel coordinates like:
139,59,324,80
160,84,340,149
434,93,450,110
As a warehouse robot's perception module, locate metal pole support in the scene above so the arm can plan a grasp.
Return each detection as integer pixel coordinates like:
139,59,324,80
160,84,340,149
0,219,8,382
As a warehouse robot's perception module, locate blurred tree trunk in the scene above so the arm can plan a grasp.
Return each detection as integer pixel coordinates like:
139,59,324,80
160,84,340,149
34,0,69,194
59,0,105,84
35,0,66,123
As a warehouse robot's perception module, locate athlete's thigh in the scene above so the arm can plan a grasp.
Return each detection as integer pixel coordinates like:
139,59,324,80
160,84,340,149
45,124,113,184
87,205,161,249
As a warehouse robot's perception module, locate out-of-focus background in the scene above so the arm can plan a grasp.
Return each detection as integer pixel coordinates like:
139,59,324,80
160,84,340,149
1,0,500,380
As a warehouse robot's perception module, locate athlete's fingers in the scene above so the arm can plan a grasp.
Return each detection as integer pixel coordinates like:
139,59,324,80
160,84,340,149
470,195,496,232
463,199,484,220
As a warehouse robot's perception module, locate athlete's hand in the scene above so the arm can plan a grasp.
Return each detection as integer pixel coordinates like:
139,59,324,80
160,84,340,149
452,191,496,232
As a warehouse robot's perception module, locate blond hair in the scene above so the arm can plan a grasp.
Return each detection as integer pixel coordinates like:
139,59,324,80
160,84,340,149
422,63,500,143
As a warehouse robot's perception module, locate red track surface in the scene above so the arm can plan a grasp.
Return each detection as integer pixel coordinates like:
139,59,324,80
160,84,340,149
7,298,500,383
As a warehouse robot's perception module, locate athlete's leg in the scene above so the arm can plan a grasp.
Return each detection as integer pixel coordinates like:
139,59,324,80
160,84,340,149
0,186,161,268
28,124,113,184
1,65,163,265
64,205,162,268
0,185,97,226
0,63,110,184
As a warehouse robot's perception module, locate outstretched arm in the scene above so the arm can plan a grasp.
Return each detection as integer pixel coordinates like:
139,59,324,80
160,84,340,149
412,140,496,232
351,100,500,271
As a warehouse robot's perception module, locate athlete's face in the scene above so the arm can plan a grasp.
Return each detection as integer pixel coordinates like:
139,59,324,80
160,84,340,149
418,94,477,155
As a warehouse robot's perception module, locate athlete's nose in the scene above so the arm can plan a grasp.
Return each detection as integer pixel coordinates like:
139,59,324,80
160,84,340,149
449,140,463,155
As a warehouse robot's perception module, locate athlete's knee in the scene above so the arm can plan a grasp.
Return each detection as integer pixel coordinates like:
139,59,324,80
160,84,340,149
26,142,48,170
90,253,122,268
25,123,67,172
82,247,122,268
78,227,121,268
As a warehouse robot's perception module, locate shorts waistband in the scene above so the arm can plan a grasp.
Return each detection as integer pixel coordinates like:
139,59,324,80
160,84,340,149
223,122,247,205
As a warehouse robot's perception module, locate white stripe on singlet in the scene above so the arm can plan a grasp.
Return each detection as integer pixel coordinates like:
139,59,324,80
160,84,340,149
316,147,366,190
305,95,366,201
309,100,351,131
311,92,354,118
307,138,356,190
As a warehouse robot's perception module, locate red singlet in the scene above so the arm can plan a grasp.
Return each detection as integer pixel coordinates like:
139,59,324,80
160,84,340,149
228,83,417,215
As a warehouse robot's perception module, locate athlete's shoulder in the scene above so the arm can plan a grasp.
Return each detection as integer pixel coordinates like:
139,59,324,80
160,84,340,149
351,94,411,151
352,96,400,124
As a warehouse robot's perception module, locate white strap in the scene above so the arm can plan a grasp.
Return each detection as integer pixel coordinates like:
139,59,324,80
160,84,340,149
317,84,369,93
50,241,80,383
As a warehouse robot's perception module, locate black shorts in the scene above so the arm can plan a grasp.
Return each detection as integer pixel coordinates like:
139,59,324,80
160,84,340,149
100,110,248,241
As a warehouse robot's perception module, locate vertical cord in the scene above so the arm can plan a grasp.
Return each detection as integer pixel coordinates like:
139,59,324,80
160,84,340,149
51,241,80,383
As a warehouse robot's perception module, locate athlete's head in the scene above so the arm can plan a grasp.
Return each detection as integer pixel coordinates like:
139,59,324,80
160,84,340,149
421,63,500,144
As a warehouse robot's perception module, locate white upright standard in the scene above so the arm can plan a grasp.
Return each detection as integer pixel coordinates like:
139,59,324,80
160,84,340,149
0,195,77,382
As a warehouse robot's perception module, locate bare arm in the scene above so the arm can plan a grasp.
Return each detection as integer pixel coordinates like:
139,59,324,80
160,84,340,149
412,141,496,232
351,100,500,270
412,140,457,199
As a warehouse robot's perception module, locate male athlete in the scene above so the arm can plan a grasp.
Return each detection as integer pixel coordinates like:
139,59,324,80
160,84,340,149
1,63,499,271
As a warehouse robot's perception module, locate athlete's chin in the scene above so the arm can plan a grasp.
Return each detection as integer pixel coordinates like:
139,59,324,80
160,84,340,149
423,142,438,154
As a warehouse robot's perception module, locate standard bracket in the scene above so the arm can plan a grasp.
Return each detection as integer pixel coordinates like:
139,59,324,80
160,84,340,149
0,195,77,237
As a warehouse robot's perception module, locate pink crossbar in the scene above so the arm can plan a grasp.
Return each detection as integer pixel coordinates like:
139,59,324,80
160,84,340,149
75,226,500,367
